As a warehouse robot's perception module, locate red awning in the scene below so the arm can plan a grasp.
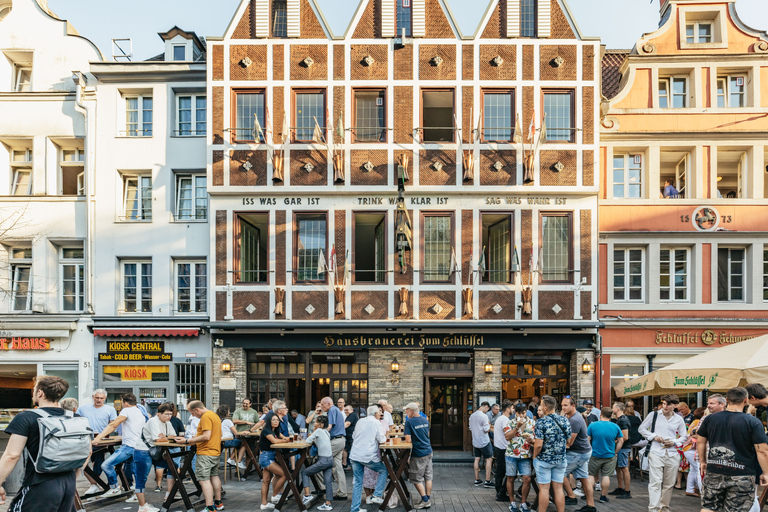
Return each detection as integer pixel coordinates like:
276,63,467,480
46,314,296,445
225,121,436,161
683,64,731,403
93,328,199,338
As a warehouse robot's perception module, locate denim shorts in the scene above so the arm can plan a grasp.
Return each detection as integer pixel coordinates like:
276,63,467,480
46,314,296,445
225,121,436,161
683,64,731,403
617,448,631,468
565,450,591,480
505,456,532,477
223,439,242,448
533,458,567,485
259,450,277,469
473,442,493,459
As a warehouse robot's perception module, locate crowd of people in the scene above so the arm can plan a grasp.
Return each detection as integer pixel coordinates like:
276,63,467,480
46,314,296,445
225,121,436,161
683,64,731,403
468,385,768,512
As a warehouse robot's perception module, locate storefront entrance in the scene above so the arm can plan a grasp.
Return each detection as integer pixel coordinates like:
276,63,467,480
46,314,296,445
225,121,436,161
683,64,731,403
426,378,471,449
501,353,570,404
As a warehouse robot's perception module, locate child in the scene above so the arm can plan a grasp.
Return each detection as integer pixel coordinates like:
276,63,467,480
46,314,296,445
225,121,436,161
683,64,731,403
302,415,334,511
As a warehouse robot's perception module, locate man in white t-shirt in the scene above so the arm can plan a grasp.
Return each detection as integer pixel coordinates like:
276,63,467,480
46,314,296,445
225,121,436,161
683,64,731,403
378,399,394,430
92,393,147,496
493,401,513,501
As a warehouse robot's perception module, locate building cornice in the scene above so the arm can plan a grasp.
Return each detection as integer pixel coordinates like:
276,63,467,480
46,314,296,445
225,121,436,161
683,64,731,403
90,62,206,83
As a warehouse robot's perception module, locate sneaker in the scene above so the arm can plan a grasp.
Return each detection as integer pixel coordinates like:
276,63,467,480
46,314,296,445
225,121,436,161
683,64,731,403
138,506,159,512
154,486,162,492
103,487,122,497
271,494,282,504
302,495,314,506
573,489,585,497
260,505,275,510
214,501,225,511
125,494,138,502
367,495,384,505
598,496,609,504
318,505,333,511
130,484,136,491
576,507,597,512
617,493,632,500
594,483,601,491
520,504,531,512
333,494,348,500
414,500,432,509
227,458,237,466
84,484,102,496
565,497,579,505
509,503,519,512
483,480,494,488
238,461,247,470
474,479,483,486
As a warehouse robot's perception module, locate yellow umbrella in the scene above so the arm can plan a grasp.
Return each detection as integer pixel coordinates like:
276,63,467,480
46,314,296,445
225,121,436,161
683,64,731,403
614,333,768,398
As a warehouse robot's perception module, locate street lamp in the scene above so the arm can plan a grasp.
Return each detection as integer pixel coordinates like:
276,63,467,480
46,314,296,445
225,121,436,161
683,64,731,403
221,358,232,373
484,359,493,374
391,357,400,373
582,358,592,374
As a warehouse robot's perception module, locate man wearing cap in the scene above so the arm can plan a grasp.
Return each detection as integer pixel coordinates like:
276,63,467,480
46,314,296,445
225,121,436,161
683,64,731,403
583,400,599,423
404,403,433,509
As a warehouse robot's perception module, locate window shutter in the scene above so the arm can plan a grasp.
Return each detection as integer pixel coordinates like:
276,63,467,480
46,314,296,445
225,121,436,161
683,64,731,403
254,0,269,38
412,0,425,38
381,0,396,38
287,0,300,38
507,0,520,37
537,0,551,38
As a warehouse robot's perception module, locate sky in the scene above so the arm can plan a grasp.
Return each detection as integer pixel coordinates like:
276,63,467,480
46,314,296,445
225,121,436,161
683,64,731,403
46,0,768,61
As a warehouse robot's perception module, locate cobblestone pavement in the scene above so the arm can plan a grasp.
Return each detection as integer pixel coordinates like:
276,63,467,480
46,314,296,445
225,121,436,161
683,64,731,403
1,464,709,512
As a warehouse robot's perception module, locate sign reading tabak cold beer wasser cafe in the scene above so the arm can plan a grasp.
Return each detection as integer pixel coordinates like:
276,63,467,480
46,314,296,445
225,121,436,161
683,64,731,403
98,340,172,362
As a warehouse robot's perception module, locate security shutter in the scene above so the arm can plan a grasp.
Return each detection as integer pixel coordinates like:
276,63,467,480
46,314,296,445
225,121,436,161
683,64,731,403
381,0,396,38
287,0,300,38
412,0,425,38
507,0,520,37
254,0,269,38
537,0,551,38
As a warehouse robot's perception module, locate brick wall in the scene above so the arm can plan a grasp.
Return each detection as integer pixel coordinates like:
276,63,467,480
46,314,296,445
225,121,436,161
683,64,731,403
419,45,457,81
230,150,268,186
350,45,388,80
212,45,224,81
352,0,376,38
289,149,327,186
462,45,474,80
300,0,326,38
582,45,595,81
580,210,591,285
212,347,247,411
539,45,577,81
333,85,345,135
275,210,286,286
333,45,345,80
393,87,413,143
569,349,595,403
292,290,330,319
230,45,268,81
473,349,502,398
232,0,253,39
290,45,328,81
212,87,224,145
480,0,505,38
273,87,284,145
538,290,574,320
368,349,424,412
395,208,413,286
393,46,413,81
580,291,592,321
334,211,346,318
462,86,473,145
216,291,227,321
522,46,534,81
425,0,454,38
521,210,532,285
539,150,577,186
479,291,516,320
233,291,270,320
273,44,284,80
583,150,594,187
461,210,472,290
419,290,456,320
479,150,516,186
550,0,577,39
350,150,388,185
479,45,516,81
583,87,594,144
418,150,456,186
212,150,224,187
350,291,388,320
216,211,227,286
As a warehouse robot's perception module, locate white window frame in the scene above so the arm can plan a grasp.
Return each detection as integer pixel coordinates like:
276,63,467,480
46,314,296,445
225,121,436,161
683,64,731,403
10,148,32,195
10,248,32,312
659,77,688,109
122,174,152,221
176,94,206,136
685,21,712,44
121,260,152,314
172,45,186,61
59,148,85,196
123,94,153,137
613,247,645,302
60,248,84,312
175,174,207,221
659,247,690,303
612,153,643,199
13,65,31,92
174,260,207,314
717,247,745,303
716,75,746,108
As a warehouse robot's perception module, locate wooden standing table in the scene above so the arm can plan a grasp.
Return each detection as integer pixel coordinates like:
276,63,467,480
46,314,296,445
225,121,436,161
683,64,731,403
236,430,262,480
271,441,322,511
379,442,413,512
155,440,203,512
79,437,132,509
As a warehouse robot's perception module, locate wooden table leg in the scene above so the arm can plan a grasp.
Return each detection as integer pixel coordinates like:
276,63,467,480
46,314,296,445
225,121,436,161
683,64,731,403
160,448,202,512
74,492,85,512
275,449,310,511
379,449,412,512
241,437,262,480
758,485,767,509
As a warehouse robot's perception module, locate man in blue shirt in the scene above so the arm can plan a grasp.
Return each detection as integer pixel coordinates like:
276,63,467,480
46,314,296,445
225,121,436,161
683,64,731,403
78,389,117,496
586,407,624,504
662,179,679,198
322,397,348,499
404,403,433,509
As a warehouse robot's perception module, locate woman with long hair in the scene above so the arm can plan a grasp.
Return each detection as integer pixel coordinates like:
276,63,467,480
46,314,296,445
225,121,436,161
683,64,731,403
259,413,291,509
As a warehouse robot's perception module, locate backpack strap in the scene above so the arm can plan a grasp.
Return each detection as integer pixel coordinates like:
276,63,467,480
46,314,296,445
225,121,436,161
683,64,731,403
26,408,51,419
24,409,52,469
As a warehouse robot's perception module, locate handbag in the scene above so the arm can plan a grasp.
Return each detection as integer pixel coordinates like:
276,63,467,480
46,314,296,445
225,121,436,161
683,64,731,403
142,425,167,462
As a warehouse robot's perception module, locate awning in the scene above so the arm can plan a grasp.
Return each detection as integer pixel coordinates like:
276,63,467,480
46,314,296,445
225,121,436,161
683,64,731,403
93,328,199,338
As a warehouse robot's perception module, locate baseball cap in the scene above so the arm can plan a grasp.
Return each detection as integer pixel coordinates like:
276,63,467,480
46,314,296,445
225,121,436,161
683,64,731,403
582,399,594,406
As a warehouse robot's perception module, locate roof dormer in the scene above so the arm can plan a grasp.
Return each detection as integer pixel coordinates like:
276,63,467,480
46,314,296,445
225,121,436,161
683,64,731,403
158,27,205,62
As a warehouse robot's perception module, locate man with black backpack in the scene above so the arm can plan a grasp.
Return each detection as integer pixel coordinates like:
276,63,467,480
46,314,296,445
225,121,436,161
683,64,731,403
0,376,91,512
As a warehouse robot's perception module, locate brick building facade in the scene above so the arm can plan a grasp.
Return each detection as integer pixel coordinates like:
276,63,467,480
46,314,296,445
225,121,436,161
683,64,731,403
208,0,599,450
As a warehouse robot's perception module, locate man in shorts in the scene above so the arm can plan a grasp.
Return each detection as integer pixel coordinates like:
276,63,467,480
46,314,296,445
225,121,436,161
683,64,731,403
610,401,632,499
697,387,768,512
404,403,433,509
561,397,595,512
174,400,222,512
0,376,81,512
469,402,493,487
532,396,571,512
587,407,623,504
505,402,535,512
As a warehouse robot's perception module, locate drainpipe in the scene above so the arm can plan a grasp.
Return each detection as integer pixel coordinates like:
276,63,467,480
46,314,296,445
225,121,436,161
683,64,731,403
72,71,94,316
